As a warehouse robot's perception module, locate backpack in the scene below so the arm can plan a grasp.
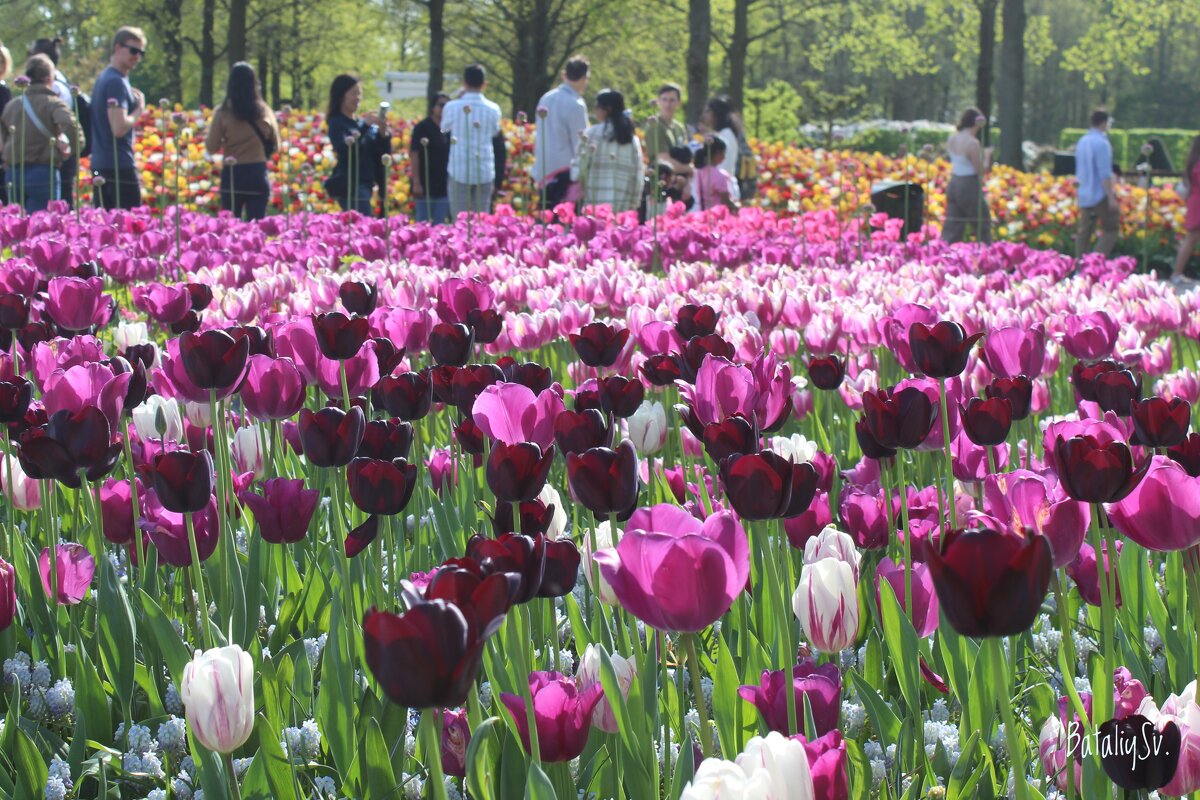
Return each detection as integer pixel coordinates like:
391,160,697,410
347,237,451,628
735,131,758,200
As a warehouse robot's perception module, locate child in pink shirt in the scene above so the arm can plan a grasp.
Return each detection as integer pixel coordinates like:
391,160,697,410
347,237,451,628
692,137,736,212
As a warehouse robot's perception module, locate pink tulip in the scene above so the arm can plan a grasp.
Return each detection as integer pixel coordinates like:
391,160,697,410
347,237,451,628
791,729,849,800
1113,667,1149,720
46,276,112,332
874,557,939,637
500,671,603,762
1107,456,1200,552
272,319,322,385
738,661,841,736
240,355,306,420
977,470,1088,567
1062,310,1120,360
1139,681,1200,796
132,282,192,324
1066,539,1121,608
39,543,96,604
316,341,379,399
42,362,131,432
471,382,564,450
436,277,495,324
100,478,137,544
981,324,1046,379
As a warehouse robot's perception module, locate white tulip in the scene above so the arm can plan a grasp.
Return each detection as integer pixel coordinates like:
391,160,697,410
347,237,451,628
793,557,860,654
181,645,255,754
113,321,150,353
627,401,668,455
536,483,568,540
231,425,265,475
132,395,184,443
680,758,772,800
0,457,43,510
581,521,619,605
735,732,816,799
183,400,213,428
768,433,818,465
575,644,637,733
802,525,861,580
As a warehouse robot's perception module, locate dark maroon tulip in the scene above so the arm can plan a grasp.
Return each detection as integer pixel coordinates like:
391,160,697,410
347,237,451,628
359,419,414,461
640,354,682,386
862,387,936,450
1167,433,1200,477
554,409,611,456
123,343,158,370
486,442,555,503
298,406,365,468
854,417,897,460
1071,359,1120,403
179,329,250,392
8,405,48,438
783,460,819,518
680,335,736,383
466,533,545,603
1052,435,1149,504
985,375,1033,421
569,322,630,369
492,499,557,537
466,308,503,345
572,387,604,414
566,441,639,516
313,312,370,360
960,397,1013,447
1094,368,1141,416
674,404,705,441
453,418,486,457
702,415,758,464
599,376,645,419
430,365,458,404
0,379,32,424
185,283,214,312
675,303,720,340
146,450,215,514
498,359,554,393
719,451,793,520
537,538,581,598
429,322,475,367
226,325,273,358
1131,397,1191,448
238,478,320,544
22,407,123,484
169,310,201,335
339,280,378,315
345,515,381,557
909,321,983,379
17,321,54,351
372,338,407,375
926,527,1052,637
451,364,506,415
107,357,149,414
0,293,29,330
807,355,845,391
363,600,489,709
424,559,517,636
374,371,434,421
347,457,418,516
1098,715,1181,791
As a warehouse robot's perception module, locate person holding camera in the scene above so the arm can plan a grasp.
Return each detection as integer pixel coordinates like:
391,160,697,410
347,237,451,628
205,62,280,221
0,54,80,213
941,107,992,244
324,74,391,214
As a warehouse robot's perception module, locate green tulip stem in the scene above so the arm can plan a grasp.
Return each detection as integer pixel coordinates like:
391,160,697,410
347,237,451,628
894,454,914,626
881,461,896,563
1183,546,1200,682
0,428,14,560
185,511,213,651
224,753,244,800
987,445,997,476
1088,503,1115,727
339,359,352,412
121,430,148,586
987,636,1030,800
419,709,449,800
684,632,714,758
938,377,958,531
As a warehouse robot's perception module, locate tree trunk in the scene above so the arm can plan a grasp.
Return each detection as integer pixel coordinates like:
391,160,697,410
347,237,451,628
258,37,270,101
271,36,282,106
199,0,216,106
687,0,711,126
228,0,248,66
510,0,554,119
976,0,997,119
997,0,1024,168
728,0,750,111
427,0,446,106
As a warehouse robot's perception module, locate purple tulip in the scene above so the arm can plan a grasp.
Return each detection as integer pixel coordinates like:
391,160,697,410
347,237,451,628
45,276,113,332
874,557,939,638
140,491,220,567
595,504,748,632
500,671,603,762
1066,539,1122,608
1107,455,1200,552
980,324,1046,379
39,543,96,605
471,382,564,450
272,319,322,386
100,478,137,545
1062,311,1120,361
439,708,471,777
132,282,192,325
239,478,320,544
316,342,380,399
42,363,131,433
979,470,1089,567
792,729,849,800
738,660,842,736
241,356,306,421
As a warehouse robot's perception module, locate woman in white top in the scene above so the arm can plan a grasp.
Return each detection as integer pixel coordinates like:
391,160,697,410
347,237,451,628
699,95,742,203
942,107,992,244
571,88,644,213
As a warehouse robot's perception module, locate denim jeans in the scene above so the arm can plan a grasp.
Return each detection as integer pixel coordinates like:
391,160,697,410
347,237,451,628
8,164,60,213
220,162,271,220
414,196,450,224
93,167,142,210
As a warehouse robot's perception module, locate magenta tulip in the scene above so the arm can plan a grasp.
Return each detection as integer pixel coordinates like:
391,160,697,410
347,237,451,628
1107,456,1200,552
738,661,841,736
1062,311,1120,361
46,276,112,332
794,729,849,800
241,356,306,420
981,324,1046,379
39,543,96,604
596,504,748,632
979,470,1089,567
500,671,604,762
239,478,320,544
132,282,192,325
874,557,939,637
141,492,221,567
100,478,137,544
471,382,564,450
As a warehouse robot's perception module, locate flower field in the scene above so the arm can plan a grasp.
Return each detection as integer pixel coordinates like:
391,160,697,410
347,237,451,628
1,199,1200,799
112,107,1190,261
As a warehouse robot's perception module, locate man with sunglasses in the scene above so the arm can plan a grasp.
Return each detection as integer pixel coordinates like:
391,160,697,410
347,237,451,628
91,26,146,209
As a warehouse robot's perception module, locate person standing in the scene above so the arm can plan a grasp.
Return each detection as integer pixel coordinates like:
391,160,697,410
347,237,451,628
532,55,589,209
698,96,742,203
324,74,391,213
0,55,79,213
941,107,992,244
409,92,450,223
205,62,280,220
0,42,12,207
441,64,502,218
91,26,146,209
1168,135,1200,285
644,83,687,161
572,88,644,213
1074,108,1120,257
29,37,82,208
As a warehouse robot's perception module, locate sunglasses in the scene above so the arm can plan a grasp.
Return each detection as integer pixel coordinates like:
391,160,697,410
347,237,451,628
123,44,146,57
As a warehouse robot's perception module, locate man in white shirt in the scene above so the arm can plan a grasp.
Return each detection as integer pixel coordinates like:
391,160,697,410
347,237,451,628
532,55,589,209
441,64,503,218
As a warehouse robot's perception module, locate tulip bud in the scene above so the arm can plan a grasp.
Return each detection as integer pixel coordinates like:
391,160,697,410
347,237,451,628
133,394,185,443
802,525,861,580
39,543,96,605
1,457,43,511
575,644,637,733
181,645,256,754
626,401,667,455
793,557,859,653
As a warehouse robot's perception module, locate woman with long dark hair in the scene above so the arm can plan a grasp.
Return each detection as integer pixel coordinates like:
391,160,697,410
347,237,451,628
324,74,391,213
1169,134,1200,285
205,61,280,220
570,88,644,212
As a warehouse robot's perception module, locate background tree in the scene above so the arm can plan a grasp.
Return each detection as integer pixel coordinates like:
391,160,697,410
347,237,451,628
997,0,1024,166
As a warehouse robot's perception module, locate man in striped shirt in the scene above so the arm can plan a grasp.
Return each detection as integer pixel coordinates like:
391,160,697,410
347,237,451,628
441,64,502,219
